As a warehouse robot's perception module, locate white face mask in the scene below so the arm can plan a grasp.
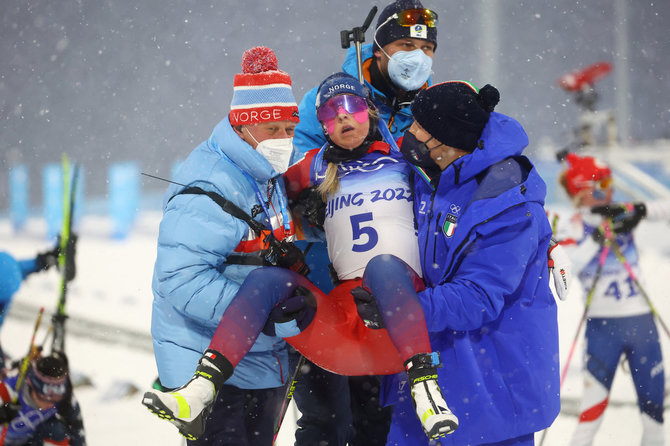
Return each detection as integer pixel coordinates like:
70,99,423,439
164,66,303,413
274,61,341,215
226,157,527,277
256,138,294,174
245,128,294,174
384,48,433,91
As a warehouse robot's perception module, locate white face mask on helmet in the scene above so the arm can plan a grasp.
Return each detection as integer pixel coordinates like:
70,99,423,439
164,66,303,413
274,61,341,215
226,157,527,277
245,128,294,174
373,14,433,91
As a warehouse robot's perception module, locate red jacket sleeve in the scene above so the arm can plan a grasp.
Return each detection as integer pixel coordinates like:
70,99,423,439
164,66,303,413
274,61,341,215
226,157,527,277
284,148,319,200
0,381,16,404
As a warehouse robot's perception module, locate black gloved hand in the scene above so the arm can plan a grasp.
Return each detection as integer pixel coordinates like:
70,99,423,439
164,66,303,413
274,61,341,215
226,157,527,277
35,246,59,272
291,187,325,231
262,286,316,337
590,203,647,242
591,202,647,221
351,286,385,329
35,234,78,281
269,239,310,277
0,401,21,424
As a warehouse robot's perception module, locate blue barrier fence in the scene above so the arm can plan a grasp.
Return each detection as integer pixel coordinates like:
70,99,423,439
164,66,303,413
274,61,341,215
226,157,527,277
5,152,669,239
8,165,29,232
42,163,64,240
5,161,183,239
109,161,140,239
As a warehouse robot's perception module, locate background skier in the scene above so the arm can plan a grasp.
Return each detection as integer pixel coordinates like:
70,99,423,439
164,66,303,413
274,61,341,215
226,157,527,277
556,153,666,446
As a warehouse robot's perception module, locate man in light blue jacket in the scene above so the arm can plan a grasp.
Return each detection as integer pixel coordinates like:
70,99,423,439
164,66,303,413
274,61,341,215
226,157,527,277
147,46,301,446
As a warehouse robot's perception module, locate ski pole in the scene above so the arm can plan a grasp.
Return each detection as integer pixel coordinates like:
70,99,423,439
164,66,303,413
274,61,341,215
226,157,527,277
272,354,307,446
539,230,611,446
40,325,54,351
559,235,611,387
550,213,559,234
14,307,46,397
609,237,670,339
52,155,79,354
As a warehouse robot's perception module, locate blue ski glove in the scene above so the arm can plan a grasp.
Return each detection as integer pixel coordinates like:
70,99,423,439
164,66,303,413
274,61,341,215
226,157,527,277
262,286,316,337
351,286,385,329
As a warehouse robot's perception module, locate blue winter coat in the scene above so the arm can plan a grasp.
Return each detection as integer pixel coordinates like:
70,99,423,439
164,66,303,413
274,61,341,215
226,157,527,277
151,116,298,390
293,43,430,154
384,113,560,445
0,252,42,328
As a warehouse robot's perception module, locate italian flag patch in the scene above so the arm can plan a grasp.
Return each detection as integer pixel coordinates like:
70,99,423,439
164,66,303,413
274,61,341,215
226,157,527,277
443,214,457,237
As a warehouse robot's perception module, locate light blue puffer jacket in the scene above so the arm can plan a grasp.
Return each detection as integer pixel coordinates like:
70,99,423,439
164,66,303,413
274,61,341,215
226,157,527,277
151,116,298,389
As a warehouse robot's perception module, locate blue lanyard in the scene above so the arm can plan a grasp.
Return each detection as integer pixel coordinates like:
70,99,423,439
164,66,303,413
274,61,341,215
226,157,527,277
214,142,291,233
312,142,329,181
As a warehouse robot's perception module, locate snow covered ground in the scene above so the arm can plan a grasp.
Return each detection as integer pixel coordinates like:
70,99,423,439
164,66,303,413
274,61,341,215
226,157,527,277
1,202,670,445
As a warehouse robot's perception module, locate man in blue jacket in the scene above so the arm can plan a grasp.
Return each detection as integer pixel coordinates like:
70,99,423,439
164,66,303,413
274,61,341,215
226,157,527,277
290,1,439,444
390,81,561,445
145,46,301,445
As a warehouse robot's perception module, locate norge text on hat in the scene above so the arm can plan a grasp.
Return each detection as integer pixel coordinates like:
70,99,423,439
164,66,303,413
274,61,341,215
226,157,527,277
229,46,299,126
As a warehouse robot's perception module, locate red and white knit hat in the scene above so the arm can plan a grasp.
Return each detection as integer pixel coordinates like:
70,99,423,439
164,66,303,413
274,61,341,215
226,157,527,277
229,46,299,126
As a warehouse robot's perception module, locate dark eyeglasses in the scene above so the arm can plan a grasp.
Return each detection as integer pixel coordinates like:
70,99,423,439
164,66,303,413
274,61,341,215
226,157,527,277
396,9,438,28
316,95,369,124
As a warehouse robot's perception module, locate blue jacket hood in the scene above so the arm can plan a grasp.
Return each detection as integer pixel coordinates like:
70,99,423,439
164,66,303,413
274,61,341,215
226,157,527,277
441,112,529,186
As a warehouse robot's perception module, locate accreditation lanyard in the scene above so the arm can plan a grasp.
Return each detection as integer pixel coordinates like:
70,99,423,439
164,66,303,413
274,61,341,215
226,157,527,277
216,145,291,234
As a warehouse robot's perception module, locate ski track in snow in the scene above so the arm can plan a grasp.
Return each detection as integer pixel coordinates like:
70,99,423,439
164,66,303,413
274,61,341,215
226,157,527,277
2,207,669,445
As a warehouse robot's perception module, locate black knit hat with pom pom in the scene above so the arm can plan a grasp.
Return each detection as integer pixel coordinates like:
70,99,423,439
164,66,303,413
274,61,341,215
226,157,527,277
410,81,499,152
